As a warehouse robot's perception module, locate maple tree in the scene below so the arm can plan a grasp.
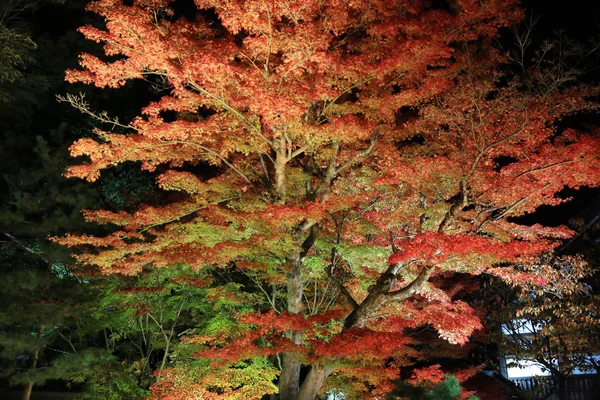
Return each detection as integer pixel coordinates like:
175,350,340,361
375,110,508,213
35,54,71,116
57,0,600,399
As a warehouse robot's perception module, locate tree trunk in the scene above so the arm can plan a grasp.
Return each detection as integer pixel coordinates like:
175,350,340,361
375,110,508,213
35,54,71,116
278,238,430,398
279,258,304,400
21,328,43,400
283,271,391,400
22,380,35,400
296,364,333,400
343,291,387,330
278,353,302,400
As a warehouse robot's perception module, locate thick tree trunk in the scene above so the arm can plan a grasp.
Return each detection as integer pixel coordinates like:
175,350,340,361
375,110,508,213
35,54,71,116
274,135,287,204
278,353,302,400
276,209,431,399
296,365,333,400
21,328,43,400
284,270,392,400
279,258,304,400
343,268,401,330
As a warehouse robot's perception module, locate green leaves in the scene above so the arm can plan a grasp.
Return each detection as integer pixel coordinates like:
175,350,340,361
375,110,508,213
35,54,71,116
395,375,481,400
0,25,35,84
25,349,149,400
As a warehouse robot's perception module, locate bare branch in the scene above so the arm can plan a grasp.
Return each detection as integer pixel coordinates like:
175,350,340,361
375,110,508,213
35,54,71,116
516,159,577,178
56,93,135,131
335,130,379,174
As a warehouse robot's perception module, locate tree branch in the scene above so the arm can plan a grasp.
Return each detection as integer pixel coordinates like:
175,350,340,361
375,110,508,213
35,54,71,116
327,248,359,309
385,265,435,302
57,93,135,131
516,159,577,178
335,130,379,174
186,82,273,149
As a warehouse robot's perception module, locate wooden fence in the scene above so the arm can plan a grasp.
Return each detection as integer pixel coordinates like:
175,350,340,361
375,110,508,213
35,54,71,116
510,375,599,400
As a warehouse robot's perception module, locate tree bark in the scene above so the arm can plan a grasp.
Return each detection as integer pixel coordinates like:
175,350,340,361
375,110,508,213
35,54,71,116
22,381,35,400
278,352,302,400
296,364,333,400
278,257,304,400
274,135,287,203
22,328,43,400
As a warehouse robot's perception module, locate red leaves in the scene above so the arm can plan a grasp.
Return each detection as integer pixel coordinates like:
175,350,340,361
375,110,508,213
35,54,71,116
403,299,483,345
314,328,411,359
389,232,556,266
193,309,347,363
329,114,375,142
408,364,445,387
195,309,412,369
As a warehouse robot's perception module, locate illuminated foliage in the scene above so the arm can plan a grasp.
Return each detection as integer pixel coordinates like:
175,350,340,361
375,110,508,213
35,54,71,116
57,0,600,399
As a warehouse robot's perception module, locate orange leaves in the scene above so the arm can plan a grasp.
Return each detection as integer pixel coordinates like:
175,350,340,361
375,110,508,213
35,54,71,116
482,221,575,242
65,137,112,182
483,134,600,216
255,195,364,230
52,230,142,249
374,154,464,198
84,198,207,229
150,358,279,400
256,204,314,228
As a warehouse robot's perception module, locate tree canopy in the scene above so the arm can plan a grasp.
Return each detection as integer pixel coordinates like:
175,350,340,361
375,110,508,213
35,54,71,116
52,0,600,399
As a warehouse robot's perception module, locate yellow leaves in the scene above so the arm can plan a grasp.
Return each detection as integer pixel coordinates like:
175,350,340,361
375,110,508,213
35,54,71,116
150,358,279,400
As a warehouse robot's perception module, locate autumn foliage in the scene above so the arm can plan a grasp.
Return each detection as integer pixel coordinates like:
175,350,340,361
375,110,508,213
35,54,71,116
57,0,600,399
